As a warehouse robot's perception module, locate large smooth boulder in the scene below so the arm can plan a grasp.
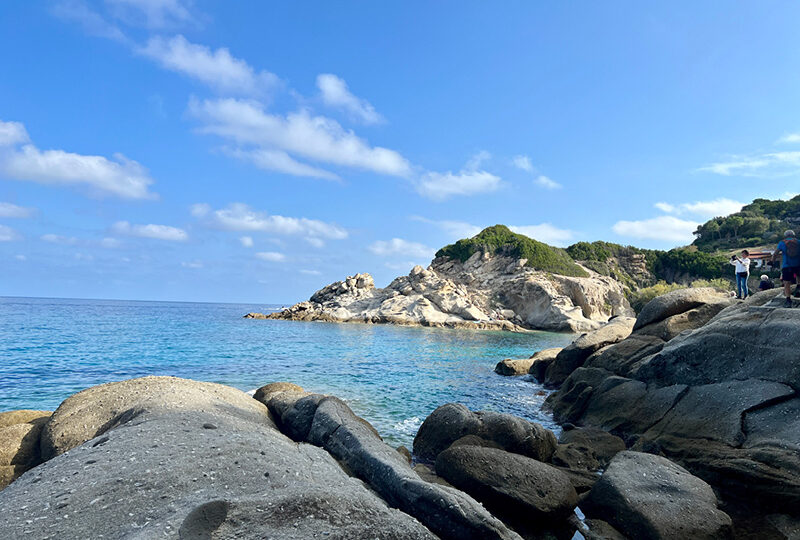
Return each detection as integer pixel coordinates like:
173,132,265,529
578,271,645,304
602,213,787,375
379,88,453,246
583,451,732,539
0,377,435,539
413,403,557,463
633,287,729,331
436,446,579,522
558,426,625,468
303,396,521,540
528,347,563,381
0,410,50,428
545,317,635,386
495,358,534,376
40,376,274,460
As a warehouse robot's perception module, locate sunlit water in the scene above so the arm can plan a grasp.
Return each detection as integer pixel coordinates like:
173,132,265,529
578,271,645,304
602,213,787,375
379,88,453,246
0,297,574,448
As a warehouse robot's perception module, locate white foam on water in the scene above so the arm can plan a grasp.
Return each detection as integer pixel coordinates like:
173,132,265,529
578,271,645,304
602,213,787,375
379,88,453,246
393,416,422,436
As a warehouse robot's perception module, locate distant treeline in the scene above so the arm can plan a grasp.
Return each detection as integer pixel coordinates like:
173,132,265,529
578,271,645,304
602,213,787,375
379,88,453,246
692,195,800,252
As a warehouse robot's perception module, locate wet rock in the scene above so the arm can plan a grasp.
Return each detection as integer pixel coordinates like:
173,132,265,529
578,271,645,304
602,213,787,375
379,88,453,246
413,403,557,463
582,451,732,540
435,445,579,521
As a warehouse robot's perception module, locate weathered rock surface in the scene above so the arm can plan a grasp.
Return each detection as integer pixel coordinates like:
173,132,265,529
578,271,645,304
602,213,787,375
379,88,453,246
558,426,625,468
527,347,563,381
0,410,50,489
495,357,535,376
261,248,634,332
0,377,436,539
547,290,800,513
413,403,557,463
263,387,522,540
544,317,635,386
582,451,732,540
436,446,579,522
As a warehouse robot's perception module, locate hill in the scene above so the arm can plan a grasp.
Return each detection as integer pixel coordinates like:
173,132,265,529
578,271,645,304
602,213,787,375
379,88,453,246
692,194,800,252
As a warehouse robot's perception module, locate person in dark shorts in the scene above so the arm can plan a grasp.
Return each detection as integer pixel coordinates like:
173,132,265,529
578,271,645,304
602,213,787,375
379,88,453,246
773,230,800,307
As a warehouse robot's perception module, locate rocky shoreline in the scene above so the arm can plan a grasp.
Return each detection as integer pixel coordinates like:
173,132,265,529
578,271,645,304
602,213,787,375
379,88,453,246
251,248,634,333
1,288,798,538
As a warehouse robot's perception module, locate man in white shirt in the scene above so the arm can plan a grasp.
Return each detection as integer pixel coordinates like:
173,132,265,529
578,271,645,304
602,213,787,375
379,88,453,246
730,250,751,299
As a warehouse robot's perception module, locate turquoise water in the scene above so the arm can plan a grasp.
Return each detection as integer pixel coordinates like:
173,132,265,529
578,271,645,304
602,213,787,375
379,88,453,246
0,297,574,447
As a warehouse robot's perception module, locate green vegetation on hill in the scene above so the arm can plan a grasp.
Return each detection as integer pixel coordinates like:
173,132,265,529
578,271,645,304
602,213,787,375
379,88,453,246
693,195,800,252
435,225,589,277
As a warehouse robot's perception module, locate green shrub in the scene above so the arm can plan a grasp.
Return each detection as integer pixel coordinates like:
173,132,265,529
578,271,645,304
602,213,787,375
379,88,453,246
626,281,684,313
436,225,588,277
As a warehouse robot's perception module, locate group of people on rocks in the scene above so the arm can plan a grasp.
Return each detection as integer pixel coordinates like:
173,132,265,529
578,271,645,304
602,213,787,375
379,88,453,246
730,230,800,307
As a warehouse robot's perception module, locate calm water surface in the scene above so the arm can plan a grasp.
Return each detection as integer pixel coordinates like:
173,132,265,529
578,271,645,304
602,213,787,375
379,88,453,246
0,297,574,447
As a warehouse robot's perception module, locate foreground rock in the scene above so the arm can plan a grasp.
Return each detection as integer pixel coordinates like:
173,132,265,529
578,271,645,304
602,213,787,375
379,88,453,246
0,410,50,489
547,289,800,513
436,446,578,524
496,347,562,377
256,384,521,540
259,234,634,333
544,316,635,386
583,451,732,539
413,403,557,463
0,377,436,539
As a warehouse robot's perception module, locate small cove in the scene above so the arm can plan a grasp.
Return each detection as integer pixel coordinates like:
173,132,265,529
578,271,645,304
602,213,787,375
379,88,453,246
0,296,575,447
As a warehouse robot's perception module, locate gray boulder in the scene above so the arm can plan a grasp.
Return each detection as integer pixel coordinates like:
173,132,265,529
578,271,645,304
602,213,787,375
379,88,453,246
436,445,579,522
582,451,732,540
633,287,730,331
545,317,635,386
528,347,563,381
413,403,557,463
0,377,435,539
495,357,534,376
558,426,625,468
304,396,522,540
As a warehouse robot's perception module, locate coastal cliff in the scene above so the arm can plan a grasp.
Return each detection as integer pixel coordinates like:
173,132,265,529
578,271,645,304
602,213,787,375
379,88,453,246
258,226,635,333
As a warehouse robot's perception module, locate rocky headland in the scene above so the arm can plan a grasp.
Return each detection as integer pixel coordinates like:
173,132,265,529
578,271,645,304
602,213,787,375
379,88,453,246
254,226,636,332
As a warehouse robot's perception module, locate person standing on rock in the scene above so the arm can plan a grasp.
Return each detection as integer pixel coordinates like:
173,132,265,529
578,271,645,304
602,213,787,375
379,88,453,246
772,230,800,307
730,250,751,299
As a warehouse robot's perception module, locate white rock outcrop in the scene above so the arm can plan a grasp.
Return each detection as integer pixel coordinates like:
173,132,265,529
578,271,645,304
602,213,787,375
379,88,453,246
260,251,633,332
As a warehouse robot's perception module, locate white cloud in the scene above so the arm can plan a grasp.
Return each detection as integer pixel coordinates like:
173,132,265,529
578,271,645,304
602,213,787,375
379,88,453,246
0,225,20,242
202,203,348,240
317,74,383,125
416,170,501,201
305,237,325,248
105,0,196,29
41,233,78,245
512,155,533,172
411,216,482,239
300,269,321,276
100,237,121,248
612,215,699,243
112,220,188,241
0,121,30,146
226,148,339,180
369,238,435,259
777,133,800,144
51,0,129,43
0,120,156,199
14,254,26,261
255,251,286,262
654,202,676,213
139,35,277,95
510,224,574,247
190,203,210,217
465,150,491,171
181,260,203,268
239,235,254,247
654,198,743,218
534,175,561,190
0,202,35,218
188,97,411,177
698,151,800,177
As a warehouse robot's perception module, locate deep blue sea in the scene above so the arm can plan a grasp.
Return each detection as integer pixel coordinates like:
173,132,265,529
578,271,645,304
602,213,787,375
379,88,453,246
0,297,574,447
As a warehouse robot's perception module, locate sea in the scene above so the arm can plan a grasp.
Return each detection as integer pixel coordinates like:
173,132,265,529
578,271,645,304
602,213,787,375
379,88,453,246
0,296,575,448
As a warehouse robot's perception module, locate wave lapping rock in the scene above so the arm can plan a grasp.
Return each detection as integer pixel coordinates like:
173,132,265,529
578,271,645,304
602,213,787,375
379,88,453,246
262,250,633,332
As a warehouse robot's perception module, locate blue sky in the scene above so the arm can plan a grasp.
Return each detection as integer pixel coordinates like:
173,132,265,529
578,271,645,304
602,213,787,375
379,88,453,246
1,1,799,303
